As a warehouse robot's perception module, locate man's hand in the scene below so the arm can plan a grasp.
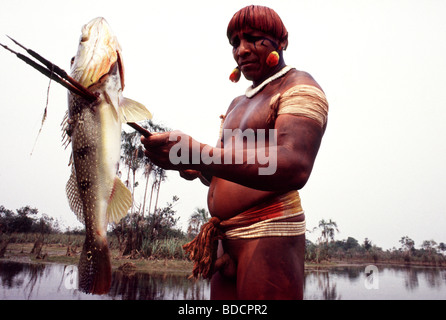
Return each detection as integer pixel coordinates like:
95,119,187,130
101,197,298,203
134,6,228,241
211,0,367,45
180,169,211,186
140,130,200,171
179,169,201,180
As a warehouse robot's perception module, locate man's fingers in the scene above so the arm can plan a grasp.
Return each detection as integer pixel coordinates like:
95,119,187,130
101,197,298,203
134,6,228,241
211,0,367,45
141,132,170,147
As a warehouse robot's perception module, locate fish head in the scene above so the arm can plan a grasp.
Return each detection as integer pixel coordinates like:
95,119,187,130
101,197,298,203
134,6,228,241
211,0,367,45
70,17,125,89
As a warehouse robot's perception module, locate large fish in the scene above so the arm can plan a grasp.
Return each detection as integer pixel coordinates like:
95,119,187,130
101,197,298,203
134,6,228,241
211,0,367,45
63,17,152,294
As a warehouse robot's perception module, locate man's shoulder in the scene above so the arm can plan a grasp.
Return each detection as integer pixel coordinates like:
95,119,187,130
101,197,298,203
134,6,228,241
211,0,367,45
282,69,322,91
226,95,245,114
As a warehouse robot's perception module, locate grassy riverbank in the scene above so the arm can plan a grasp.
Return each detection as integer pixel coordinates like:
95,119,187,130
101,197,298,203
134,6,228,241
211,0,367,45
0,242,343,276
1,242,194,275
2,233,445,275
4,242,445,277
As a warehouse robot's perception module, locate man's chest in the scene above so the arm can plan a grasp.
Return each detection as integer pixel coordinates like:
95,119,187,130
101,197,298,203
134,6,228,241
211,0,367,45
224,95,274,132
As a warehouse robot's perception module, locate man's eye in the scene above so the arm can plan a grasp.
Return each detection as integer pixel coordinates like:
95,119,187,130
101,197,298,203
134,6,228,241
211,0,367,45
245,34,262,43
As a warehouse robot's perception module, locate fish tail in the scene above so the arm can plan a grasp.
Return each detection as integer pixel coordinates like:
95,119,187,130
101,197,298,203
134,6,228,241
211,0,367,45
78,236,112,295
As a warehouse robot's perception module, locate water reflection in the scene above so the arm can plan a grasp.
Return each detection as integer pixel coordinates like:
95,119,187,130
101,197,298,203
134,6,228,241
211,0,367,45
0,261,47,299
109,270,209,300
0,260,209,300
304,265,446,300
304,269,341,300
1,260,445,300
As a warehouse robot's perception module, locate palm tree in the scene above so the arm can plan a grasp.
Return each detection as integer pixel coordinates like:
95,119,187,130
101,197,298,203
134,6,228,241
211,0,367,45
141,159,152,217
152,166,167,215
120,120,170,216
318,219,339,245
313,218,339,263
121,130,145,213
139,120,169,216
187,208,210,238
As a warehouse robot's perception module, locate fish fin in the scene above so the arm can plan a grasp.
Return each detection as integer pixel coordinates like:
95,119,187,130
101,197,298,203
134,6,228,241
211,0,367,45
68,153,74,167
66,167,84,223
107,177,132,224
61,110,72,149
119,97,152,123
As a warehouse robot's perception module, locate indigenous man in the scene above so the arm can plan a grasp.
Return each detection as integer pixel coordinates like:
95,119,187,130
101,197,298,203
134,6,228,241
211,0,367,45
141,5,328,300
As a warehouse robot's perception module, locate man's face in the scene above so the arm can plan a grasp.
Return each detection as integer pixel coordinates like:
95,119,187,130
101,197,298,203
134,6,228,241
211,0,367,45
230,27,281,85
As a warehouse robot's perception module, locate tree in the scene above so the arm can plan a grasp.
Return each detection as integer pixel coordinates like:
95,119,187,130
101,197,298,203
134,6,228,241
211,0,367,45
344,237,359,250
0,205,59,234
363,238,372,251
312,219,339,263
141,159,153,217
34,214,59,234
0,205,14,233
151,166,167,215
187,208,210,238
13,206,38,233
146,195,181,240
317,219,339,245
438,242,446,254
399,236,415,254
399,236,415,263
421,240,437,255
120,120,169,216
115,120,172,256
121,130,145,213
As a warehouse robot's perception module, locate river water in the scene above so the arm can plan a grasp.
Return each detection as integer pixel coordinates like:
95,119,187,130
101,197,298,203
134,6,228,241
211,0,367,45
0,260,445,300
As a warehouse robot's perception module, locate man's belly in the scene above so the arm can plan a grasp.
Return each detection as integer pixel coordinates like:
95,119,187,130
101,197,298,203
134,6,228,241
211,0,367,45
207,177,277,220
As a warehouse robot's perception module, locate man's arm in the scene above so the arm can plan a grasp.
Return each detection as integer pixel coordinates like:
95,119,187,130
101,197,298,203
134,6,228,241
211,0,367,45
141,115,324,192
195,114,324,191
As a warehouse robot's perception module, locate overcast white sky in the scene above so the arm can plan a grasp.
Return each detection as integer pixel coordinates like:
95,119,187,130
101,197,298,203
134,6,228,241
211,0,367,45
1,0,445,250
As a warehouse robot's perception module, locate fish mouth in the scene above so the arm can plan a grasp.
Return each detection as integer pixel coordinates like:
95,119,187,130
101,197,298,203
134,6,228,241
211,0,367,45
80,17,106,43
71,17,122,88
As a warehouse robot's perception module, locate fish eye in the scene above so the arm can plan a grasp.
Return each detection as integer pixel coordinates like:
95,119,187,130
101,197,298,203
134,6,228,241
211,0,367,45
70,56,75,66
81,34,89,42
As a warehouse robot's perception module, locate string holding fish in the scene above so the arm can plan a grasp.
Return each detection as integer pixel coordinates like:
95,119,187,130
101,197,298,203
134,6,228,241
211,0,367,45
30,65,53,156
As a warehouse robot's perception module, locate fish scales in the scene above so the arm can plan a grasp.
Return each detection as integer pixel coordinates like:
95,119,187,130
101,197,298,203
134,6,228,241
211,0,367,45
70,94,110,293
64,17,152,294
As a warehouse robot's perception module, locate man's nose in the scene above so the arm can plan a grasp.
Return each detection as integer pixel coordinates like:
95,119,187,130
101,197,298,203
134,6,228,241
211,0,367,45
236,40,251,58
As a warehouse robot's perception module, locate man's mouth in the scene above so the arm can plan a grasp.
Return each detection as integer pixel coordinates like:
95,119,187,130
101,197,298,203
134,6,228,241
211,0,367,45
239,60,257,69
